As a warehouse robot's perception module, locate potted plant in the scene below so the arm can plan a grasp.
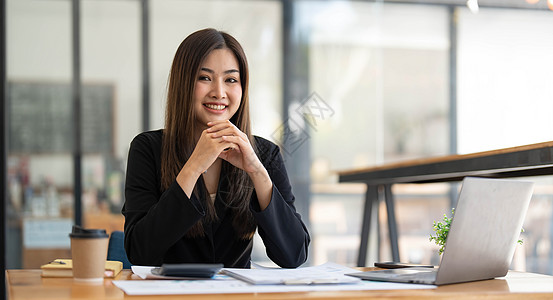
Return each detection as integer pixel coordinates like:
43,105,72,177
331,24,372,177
429,208,524,255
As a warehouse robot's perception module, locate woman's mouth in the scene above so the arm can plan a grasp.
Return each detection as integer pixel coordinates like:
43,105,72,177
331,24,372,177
204,103,227,111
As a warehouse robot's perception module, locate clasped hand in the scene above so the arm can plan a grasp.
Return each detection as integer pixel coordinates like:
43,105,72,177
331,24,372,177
190,120,263,175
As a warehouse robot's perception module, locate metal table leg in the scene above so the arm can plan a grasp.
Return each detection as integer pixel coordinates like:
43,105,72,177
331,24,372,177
384,184,400,262
358,185,378,267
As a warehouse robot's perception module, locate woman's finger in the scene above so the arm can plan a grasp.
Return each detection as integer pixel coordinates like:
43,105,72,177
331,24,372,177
211,127,247,141
206,121,248,139
221,135,250,151
206,120,233,132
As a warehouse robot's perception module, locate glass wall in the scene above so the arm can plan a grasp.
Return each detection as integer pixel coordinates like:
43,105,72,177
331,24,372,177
457,8,553,152
6,0,142,268
302,2,553,273
80,0,141,244
457,7,553,275
286,1,553,274
5,0,553,275
300,1,451,266
6,0,74,268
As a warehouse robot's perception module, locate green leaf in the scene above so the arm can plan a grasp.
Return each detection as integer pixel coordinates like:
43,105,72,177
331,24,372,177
430,208,524,255
429,208,454,255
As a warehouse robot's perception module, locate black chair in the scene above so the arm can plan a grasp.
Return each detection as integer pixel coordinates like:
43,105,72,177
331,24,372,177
107,231,132,269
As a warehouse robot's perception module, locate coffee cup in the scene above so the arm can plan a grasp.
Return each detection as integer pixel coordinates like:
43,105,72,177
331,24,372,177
69,225,109,283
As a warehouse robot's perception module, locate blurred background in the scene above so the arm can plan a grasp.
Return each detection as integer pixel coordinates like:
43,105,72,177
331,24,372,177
4,0,553,275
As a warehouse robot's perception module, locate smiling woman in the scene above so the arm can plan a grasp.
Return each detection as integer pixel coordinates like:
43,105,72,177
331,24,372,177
121,28,310,269
193,49,242,129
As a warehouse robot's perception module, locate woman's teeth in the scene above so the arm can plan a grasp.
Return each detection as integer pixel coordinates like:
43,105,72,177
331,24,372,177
204,104,226,110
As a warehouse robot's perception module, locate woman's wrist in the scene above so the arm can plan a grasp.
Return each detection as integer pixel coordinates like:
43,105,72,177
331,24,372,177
248,167,273,211
177,162,203,197
247,164,269,181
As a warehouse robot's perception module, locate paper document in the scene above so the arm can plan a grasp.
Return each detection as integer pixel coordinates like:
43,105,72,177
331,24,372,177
113,278,436,295
222,262,361,285
114,262,437,295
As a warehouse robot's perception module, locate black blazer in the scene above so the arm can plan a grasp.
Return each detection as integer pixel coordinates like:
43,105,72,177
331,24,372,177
122,130,310,268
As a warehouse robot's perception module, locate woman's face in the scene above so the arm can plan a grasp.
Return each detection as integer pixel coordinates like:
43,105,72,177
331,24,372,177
194,48,242,130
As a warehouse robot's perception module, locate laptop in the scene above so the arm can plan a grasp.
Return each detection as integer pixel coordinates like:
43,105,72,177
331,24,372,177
347,177,534,285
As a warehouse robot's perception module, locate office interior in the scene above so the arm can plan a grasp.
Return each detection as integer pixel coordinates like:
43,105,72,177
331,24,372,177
2,0,553,276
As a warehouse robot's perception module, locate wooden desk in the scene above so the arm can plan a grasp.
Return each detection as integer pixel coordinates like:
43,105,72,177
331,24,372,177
6,269,553,299
338,141,553,266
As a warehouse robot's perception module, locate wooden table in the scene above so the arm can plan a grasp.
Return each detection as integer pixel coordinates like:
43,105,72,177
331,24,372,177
6,269,553,299
338,141,553,266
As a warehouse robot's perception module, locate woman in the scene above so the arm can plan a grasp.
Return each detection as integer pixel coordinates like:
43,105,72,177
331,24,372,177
122,28,310,268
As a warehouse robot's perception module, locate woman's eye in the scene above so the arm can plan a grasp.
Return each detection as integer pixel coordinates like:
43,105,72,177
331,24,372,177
226,78,238,83
198,75,210,81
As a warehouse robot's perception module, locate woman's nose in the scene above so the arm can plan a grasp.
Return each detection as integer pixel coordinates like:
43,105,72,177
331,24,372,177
210,80,226,99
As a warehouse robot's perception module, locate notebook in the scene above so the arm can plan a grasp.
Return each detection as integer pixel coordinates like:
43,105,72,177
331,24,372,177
41,259,123,278
347,177,534,285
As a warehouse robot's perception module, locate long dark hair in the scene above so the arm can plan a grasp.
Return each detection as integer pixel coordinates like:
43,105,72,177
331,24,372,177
161,28,256,239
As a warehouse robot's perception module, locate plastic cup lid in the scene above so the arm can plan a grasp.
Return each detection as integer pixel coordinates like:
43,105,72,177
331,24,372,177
69,225,108,239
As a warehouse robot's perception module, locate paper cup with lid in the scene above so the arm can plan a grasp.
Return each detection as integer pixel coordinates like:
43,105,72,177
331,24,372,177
69,225,109,283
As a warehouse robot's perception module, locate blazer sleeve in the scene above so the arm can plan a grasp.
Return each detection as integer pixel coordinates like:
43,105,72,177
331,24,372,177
251,139,311,268
122,132,205,266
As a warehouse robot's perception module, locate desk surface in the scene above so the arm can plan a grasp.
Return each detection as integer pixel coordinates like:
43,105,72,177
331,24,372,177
7,269,553,300
339,141,553,184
